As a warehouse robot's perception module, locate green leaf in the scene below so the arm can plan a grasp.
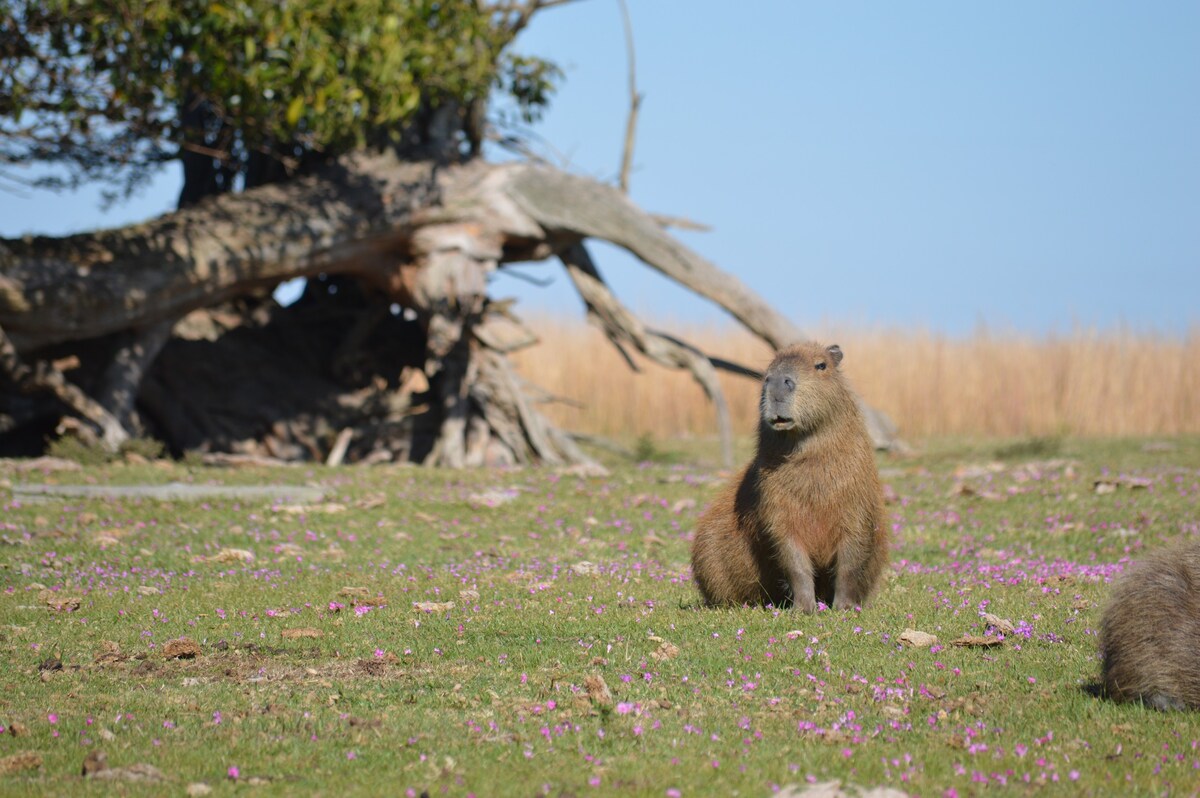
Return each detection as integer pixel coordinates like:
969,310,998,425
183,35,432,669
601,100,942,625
286,95,305,127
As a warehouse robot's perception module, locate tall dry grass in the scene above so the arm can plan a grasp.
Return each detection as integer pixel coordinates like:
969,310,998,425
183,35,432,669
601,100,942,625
509,318,1200,440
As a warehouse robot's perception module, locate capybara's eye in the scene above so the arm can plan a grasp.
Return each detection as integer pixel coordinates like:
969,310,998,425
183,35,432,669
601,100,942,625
815,362,826,371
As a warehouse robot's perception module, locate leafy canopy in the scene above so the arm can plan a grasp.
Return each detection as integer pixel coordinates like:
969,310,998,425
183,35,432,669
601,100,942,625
0,0,560,197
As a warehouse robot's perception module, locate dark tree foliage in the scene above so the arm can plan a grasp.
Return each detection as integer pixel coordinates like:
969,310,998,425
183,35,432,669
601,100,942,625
0,0,561,203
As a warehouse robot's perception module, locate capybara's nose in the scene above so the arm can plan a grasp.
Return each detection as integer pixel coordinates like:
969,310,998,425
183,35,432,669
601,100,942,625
766,373,795,404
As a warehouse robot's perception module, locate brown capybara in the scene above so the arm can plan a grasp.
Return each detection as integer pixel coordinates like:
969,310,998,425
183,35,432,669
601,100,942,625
1100,541,1200,710
690,342,887,611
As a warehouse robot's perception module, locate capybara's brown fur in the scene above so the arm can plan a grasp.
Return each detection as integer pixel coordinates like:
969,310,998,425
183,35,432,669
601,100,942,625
690,342,887,611
1100,541,1200,710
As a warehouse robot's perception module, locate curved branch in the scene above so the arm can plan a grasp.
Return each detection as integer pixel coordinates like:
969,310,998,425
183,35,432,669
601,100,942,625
504,165,803,350
559,242,735,468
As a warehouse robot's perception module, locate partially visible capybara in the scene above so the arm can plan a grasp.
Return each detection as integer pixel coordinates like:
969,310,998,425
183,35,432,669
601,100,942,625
690,342,887,611
1100,541,1200,710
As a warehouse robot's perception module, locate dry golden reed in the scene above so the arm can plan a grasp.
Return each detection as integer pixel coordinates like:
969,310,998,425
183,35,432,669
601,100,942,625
509,317,1200,441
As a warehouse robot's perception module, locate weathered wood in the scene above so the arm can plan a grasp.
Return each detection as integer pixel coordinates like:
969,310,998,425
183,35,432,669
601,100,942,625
504,165,803,350
1,323,129,450
98,321,173,433
559,242,736,468
1,152,900,461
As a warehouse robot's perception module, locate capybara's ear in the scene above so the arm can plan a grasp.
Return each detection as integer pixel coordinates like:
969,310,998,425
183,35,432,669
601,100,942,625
826,345,844,367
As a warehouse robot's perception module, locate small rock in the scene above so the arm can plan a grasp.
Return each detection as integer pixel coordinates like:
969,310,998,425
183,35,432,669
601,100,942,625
186,783,214,797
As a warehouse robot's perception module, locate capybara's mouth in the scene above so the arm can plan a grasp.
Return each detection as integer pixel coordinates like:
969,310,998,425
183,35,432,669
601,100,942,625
769,416,796,430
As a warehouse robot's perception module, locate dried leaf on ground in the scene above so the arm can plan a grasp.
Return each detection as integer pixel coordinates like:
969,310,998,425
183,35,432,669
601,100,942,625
775,780,909,798
948,482,1005,501
91,762,166,782
570,561,601,576
899,629,938,648
670,498,696,514
94,640,124,665
281,628,323,640
981,613,1015,634
38,589,81,611
585,674,613,707
413,601,454,613
951,634,1004,648
207,548,254,563
467,488,519,508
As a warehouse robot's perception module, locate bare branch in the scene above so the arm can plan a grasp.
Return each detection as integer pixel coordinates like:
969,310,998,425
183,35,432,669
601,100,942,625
559,242,736,468
497,265,556,287
616,0,641,194
0,323,129,451
648,212,713,232
490,0,584,39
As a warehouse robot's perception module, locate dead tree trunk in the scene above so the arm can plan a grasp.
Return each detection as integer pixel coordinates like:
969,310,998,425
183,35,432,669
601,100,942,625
0,152,898,463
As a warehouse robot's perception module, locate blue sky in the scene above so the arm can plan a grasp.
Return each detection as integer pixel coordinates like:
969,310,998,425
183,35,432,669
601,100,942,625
3,2,1197,336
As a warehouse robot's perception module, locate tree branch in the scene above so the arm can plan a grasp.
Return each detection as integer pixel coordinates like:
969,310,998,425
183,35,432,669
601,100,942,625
0,323,129,450
559,241,735,468
616,0,641,194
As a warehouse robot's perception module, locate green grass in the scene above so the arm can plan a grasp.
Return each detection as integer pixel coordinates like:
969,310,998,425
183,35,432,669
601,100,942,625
2,437,1199,796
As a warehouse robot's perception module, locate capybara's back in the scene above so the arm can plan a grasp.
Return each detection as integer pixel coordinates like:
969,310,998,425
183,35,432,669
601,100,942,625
690,342,887,611
1100,541,1200,710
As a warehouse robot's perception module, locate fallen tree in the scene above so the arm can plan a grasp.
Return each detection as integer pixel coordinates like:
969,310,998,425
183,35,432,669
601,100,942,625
0,151,897,466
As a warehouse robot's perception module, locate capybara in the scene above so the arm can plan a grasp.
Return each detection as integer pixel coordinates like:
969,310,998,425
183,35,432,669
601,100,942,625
690,342,887,611
1100,541,1200,710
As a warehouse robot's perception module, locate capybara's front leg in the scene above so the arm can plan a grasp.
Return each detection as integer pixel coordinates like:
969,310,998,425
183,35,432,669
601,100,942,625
833,531,881,610
778,542,818,612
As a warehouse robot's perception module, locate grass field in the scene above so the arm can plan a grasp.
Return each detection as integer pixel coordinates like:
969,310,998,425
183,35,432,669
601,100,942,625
1,436,1199,796
510,320,1200,441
